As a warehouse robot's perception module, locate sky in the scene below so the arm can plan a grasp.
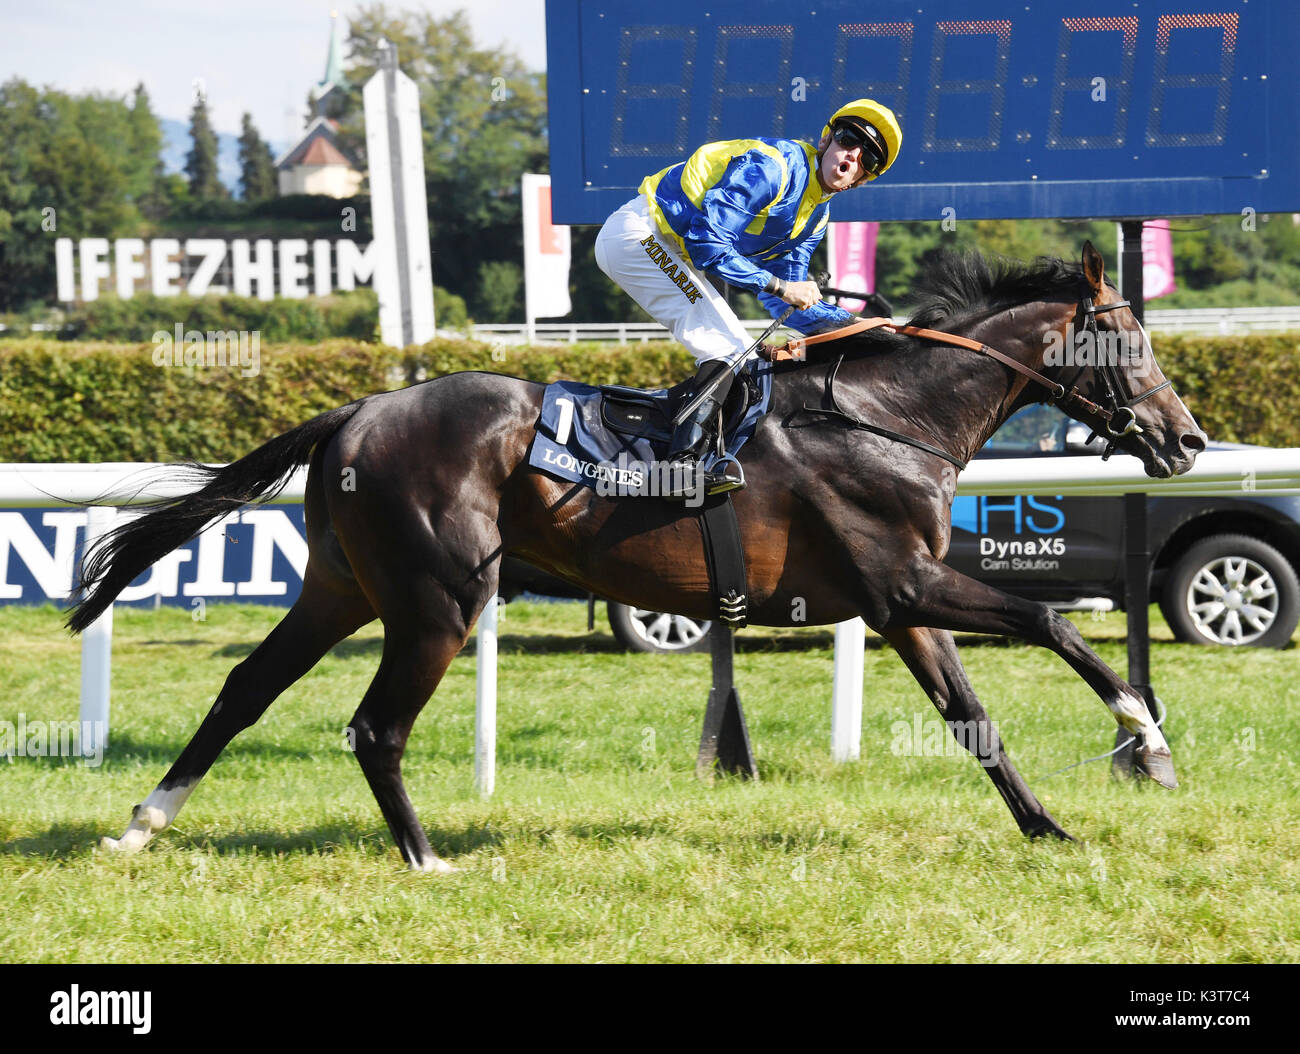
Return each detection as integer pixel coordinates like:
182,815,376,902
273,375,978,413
0,0,548,144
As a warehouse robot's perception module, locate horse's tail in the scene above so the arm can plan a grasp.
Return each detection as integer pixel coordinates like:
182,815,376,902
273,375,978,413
66,402,364,634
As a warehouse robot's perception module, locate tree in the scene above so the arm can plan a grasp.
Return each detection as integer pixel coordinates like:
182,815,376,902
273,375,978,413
128,83,182,222
124,84,164,201
472,260,522,321
238,113,277,201
185,91,226,201
0,79,147,309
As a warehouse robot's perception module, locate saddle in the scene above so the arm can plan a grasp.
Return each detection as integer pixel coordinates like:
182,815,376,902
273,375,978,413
598,369,759,450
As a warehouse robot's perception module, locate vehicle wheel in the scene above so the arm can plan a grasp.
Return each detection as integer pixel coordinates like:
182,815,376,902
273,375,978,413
1160,534,1300,648
607,602,712,653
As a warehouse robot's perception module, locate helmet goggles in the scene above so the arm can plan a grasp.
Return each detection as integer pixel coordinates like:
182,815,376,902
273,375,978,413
831,120,889,176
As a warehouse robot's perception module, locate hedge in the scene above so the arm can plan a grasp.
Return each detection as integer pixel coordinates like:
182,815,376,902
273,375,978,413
0,333,1295,463
1152,333,1300,449
0,338,694,462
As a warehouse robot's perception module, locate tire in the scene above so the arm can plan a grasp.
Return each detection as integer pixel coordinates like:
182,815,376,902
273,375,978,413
1160,533,1300,648
607,602,713,653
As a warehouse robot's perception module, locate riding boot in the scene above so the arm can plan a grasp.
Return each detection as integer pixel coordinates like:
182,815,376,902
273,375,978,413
667,360,733,460
662,360,744,500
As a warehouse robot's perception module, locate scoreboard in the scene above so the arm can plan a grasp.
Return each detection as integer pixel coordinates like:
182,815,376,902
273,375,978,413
545,0,1299,222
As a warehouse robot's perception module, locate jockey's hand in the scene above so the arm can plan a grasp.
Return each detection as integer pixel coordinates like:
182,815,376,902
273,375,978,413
780,280,823,310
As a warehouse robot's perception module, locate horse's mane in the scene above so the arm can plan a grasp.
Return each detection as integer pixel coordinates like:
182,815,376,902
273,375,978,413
905,251,1087,330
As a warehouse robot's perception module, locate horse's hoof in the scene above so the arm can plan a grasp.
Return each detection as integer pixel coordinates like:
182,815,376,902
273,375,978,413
98,832,148,853
408,855,459,875
1027,821,1075,842
1136,746,1178,789
99,832,148,853
98,803,169,854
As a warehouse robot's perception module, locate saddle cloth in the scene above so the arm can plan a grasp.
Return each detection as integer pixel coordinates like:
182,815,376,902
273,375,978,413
528,360,773,497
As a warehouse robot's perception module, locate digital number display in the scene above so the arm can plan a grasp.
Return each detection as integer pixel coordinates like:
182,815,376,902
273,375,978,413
547,0,1295,222
922,20,1013,153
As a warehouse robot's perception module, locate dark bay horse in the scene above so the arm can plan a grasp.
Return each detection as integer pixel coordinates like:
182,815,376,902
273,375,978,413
70,242,1206,871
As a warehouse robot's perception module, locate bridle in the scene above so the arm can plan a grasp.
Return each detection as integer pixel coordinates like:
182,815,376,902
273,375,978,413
771,286,1176,465
1058,294,1173,459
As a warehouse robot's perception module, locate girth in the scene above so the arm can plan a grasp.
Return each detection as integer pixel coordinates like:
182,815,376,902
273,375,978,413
698,493,748,627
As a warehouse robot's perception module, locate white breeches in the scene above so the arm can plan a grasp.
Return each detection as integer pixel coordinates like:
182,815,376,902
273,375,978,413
594,196,754,365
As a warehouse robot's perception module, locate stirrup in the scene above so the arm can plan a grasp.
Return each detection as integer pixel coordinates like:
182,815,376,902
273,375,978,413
702,455,746,495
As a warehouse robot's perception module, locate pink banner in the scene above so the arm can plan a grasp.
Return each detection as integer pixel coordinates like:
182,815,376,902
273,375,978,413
826,221,878,312
1141,219,1176,300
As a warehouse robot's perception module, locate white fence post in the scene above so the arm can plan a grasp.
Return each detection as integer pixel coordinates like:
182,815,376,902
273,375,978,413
830,618,865,762
79,505,116,757
475,594,499,797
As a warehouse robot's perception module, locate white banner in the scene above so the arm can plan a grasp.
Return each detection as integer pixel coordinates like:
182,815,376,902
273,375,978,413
364,49,435,346
522,173,571,325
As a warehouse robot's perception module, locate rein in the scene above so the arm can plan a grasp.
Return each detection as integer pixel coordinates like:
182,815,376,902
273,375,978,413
770,299,1172,467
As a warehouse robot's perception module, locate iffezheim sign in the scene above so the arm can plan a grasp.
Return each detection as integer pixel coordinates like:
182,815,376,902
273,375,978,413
0,506,308,608
54,238,377,302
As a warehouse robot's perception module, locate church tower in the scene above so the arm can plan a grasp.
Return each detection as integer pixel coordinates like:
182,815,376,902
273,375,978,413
274,12,362,198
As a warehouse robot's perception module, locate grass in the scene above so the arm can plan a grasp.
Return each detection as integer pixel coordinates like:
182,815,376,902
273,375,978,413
1,600,1297,963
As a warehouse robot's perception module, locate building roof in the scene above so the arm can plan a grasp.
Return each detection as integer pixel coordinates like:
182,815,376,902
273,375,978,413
294,135,352,167
274,116,358,171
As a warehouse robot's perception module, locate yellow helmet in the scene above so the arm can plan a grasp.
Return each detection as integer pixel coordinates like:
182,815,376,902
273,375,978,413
820,99,902,181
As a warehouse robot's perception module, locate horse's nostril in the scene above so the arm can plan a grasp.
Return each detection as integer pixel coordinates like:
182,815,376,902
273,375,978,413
1181,432,1207,454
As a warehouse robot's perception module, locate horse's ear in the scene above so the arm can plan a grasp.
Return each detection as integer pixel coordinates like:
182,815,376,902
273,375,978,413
1081,240,1106,296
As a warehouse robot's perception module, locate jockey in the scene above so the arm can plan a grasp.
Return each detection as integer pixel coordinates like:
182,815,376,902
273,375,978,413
594,98,902,496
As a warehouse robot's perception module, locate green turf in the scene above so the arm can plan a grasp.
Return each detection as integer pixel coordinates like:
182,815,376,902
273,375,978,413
1,601,1296,963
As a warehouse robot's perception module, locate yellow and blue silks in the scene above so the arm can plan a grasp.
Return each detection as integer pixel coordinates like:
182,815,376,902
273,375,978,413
639,138,855,335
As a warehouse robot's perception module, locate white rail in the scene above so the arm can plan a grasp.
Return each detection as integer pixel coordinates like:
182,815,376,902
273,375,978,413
467,319,789,344
825,446,1300,764
465,307,1300,344
1137,306,1300,335
0,463,308,753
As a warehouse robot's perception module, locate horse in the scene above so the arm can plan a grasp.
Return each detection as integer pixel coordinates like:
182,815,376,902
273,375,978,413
68,242,1206,872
